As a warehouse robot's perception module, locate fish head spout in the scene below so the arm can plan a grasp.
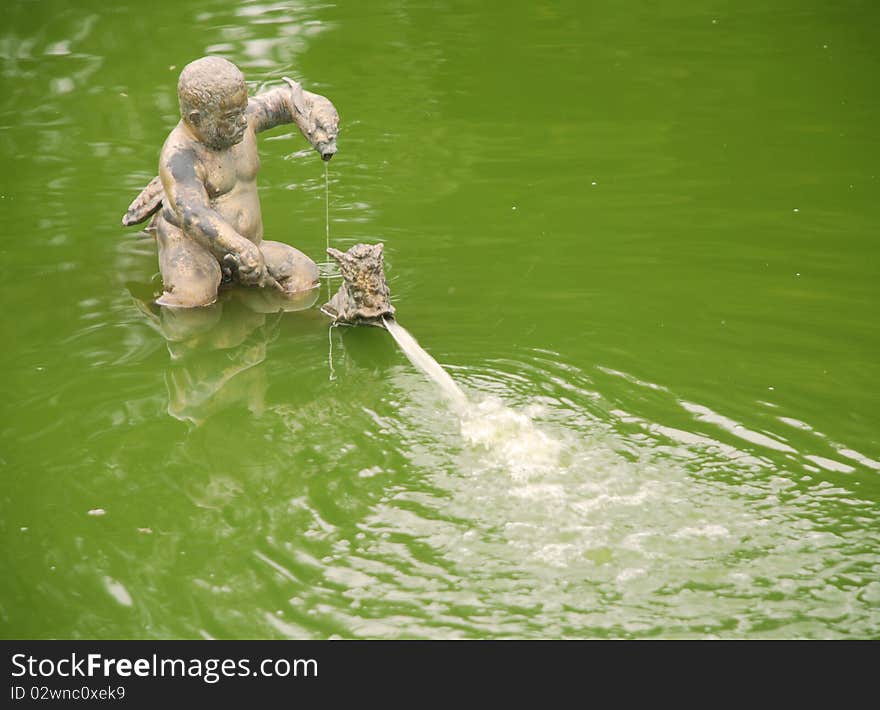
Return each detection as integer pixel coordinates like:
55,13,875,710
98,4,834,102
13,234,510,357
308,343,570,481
308,97,339,161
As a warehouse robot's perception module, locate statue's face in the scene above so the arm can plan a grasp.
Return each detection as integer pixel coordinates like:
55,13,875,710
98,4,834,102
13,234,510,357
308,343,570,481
192,86,248,150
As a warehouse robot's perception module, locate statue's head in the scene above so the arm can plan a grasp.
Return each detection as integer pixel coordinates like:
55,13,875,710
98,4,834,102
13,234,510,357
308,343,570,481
178,56,248,150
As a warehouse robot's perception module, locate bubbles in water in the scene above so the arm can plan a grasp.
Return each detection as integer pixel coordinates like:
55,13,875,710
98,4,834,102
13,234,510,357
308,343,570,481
460,396,562,481
345,347,880,638
383,319,564,482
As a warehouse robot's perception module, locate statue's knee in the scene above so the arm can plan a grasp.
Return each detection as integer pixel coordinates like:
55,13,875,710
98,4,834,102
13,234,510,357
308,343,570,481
270,251,318,292
159,252,221,308
157,272,220,308
281,264,318,293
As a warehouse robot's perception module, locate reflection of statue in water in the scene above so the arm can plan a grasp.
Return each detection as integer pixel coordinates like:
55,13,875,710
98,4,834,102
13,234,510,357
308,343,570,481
122,56,340,308
136,288,317,425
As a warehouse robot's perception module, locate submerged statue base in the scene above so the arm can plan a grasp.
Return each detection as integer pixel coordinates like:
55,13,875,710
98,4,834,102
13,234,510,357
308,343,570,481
321,243,395,326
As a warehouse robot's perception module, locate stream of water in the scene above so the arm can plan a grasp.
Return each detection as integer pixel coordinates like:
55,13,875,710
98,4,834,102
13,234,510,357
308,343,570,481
382,318,468,411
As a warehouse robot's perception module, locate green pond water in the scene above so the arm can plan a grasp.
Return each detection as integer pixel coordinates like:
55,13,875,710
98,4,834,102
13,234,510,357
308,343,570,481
2,0,878,639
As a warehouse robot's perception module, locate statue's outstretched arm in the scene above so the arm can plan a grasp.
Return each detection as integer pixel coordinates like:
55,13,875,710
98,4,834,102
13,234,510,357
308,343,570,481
249,78,339,161
248,84,296,133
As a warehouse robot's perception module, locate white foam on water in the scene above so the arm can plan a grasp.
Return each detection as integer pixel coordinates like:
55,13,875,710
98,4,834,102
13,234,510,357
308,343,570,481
383,318,561,480
459,396,562,481
262,345,880,637
672,524,731,539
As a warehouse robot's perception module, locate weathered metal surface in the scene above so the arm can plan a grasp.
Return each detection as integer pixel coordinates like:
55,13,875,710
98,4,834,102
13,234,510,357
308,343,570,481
321,243,395,325
120,56,338,308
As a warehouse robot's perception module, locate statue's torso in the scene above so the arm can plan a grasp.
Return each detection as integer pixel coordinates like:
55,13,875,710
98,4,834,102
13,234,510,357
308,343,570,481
200,127,263,243
161,122,264,245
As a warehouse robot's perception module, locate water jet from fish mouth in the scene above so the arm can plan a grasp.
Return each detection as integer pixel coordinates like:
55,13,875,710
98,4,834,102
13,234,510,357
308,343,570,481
321,243,465,406
382,316,468,410
322,242,563,477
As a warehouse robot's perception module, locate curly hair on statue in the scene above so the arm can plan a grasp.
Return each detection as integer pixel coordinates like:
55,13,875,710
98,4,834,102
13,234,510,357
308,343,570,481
177,56,246,115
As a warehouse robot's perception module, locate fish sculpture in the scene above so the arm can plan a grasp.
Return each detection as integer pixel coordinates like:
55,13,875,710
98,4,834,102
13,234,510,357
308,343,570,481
321,243,395,325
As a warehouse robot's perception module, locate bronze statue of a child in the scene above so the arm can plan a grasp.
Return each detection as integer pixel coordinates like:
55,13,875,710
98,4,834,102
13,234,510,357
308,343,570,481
122,56,339,308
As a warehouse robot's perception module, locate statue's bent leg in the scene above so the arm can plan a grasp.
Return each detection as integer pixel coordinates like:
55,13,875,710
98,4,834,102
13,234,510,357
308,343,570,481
261,240,319,293
156,219,222,308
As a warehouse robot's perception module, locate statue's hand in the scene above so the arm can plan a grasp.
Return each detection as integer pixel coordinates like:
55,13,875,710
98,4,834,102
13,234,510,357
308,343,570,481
226,239,269,287
224,240,285,291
